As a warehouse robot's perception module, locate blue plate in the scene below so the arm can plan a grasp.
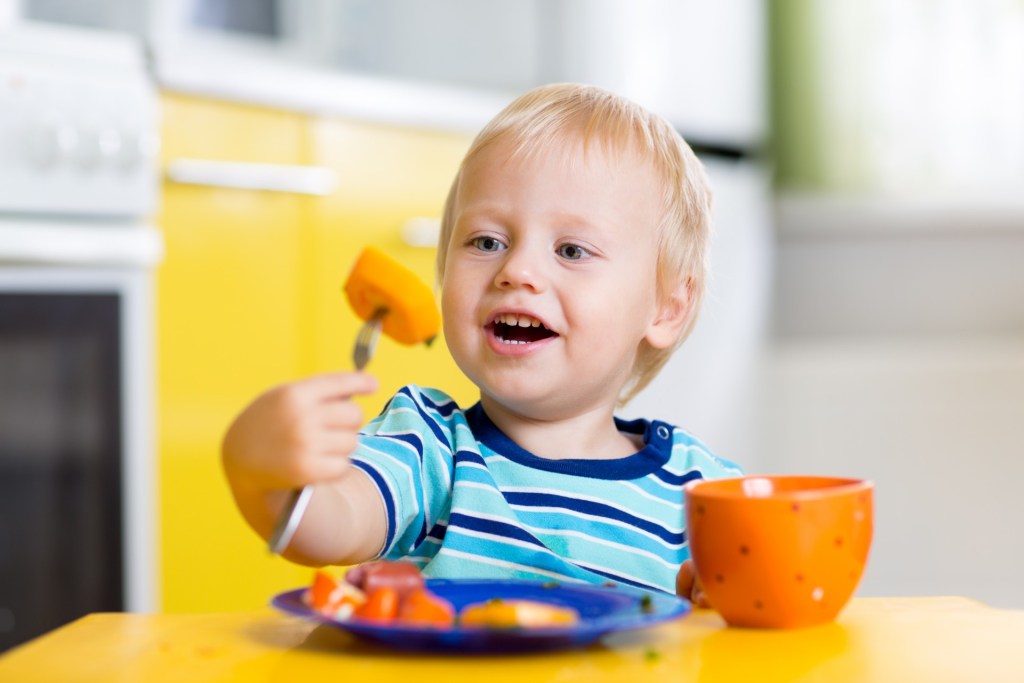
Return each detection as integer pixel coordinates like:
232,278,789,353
271,578,689,653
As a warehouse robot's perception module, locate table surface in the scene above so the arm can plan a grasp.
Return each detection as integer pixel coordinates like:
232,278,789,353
2,597,1023,682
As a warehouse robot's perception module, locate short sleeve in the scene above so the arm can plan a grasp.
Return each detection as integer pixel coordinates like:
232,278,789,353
349,386,459,558
672,428,744,482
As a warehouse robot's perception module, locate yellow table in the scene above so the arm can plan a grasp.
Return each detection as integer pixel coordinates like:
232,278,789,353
2,597,1023,682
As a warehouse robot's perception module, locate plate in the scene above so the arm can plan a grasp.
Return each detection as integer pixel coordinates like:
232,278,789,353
271,578,689,653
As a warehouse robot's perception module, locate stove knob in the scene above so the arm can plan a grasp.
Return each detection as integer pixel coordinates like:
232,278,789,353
25,116,78,169
98,127,123,164
114,129,141,170
114,129,159,172
72,126,102,170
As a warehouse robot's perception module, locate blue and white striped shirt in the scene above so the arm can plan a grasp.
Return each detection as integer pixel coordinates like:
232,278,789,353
351,385,742,594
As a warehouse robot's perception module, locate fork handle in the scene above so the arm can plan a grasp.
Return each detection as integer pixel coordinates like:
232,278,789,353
268,313,384,555
267,485,314,555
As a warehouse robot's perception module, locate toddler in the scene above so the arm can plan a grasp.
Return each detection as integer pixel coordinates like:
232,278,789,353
222,83,742,599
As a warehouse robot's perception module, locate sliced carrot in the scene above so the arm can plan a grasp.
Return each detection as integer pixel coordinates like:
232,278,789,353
307,570,339,611
354,586,400,622
397,588,456,628
306,570,366,618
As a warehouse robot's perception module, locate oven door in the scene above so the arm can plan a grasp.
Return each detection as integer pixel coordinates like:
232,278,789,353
0,265,156,652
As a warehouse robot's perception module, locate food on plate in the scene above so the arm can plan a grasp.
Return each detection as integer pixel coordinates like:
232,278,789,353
304,569,366,620
460,598,580,629
397,588,457,628
344,559,425,599
353,586,401,622
304,561,581,630
308,562,453,629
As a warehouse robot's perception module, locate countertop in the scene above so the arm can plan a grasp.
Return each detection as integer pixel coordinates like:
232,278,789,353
2,597,1023,682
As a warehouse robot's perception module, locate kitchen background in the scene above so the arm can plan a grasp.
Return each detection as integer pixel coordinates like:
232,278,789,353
1,0,1022,651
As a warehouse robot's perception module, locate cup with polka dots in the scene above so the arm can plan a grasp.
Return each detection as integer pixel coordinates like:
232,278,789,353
684,475,874,629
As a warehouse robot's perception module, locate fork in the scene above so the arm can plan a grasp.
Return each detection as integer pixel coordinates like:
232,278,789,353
267,307,386,555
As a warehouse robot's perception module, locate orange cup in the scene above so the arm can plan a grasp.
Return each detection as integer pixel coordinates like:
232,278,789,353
685,475,874,629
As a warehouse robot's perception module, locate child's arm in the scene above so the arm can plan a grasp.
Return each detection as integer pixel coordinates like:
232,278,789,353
221,371,387,566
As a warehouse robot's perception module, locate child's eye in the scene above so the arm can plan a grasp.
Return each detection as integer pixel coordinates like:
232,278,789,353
471,236,506,252
556,243,591,261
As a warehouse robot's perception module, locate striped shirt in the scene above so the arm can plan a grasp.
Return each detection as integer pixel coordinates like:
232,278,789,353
350,385,742,594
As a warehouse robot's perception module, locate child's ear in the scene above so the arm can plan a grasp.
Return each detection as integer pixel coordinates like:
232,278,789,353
644,277,693,350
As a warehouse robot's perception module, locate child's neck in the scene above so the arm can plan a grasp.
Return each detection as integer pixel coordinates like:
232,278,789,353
479,395,640,460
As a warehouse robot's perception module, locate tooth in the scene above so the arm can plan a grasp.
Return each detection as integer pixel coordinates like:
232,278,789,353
517,316,531,328
531,319,539,328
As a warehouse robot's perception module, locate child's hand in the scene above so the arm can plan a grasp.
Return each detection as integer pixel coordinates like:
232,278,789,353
222,371,387,565
222,372,378,492
676,559,712,608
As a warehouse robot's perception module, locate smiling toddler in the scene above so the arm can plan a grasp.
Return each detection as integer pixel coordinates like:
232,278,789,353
222,83,742,597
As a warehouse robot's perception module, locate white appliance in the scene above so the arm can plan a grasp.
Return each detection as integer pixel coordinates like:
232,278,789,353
0,21,161,651
14,0,332,73
567,1,773,469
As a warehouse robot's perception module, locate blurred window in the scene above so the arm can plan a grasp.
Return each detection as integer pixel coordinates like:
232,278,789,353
772,0,1024,197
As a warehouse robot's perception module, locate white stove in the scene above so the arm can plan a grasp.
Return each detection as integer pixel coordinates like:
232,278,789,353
0,21,162,652
0,21,161,262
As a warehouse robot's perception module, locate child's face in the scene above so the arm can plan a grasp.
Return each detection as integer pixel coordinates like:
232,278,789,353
441,135,675,421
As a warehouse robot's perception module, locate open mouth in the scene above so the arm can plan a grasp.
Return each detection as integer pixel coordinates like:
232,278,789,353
488,313,558,345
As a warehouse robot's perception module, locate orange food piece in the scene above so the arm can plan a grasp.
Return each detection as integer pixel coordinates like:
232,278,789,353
307,570,338,611
305,570,366,619
343,246,441,346
397,588,456,628
459,599,580,629
354,586,401,622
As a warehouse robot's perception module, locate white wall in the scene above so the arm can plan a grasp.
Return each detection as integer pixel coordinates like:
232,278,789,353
767,201,1024,609
625,157,773,472
762,338,1024,609
552,0,766,146
636,187,1024,609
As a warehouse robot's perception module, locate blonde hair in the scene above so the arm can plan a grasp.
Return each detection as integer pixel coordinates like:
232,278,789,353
437,83,713,405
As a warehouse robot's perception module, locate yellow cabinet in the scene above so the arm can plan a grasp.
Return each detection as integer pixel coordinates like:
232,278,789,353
305,117,477,405
156,93,474,612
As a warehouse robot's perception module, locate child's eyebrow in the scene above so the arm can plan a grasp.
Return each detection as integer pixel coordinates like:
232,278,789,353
546,211,604,230
457,204,505,219
460,205,603,228
454,202,512,223
455,205,618,240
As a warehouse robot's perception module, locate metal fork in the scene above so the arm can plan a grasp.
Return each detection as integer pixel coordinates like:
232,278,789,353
267,308,386,555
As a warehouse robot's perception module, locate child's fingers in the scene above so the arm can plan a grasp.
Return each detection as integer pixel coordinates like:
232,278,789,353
676,559,714,607
317,400,366,431
286,442,356,484
303,453,353,482
303,371,379,402
316,430,362,459
676,559,696,597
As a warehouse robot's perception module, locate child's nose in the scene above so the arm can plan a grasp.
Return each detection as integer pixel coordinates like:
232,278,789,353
494,249,546,292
